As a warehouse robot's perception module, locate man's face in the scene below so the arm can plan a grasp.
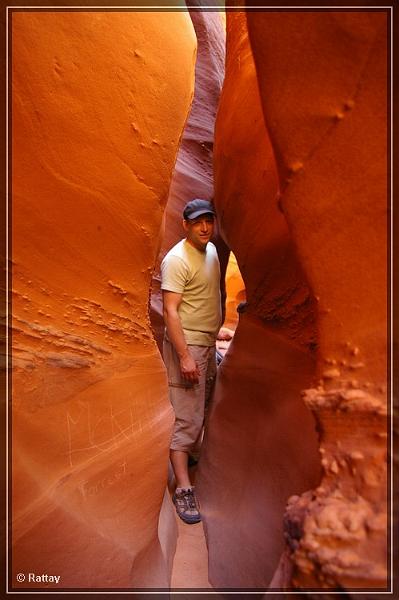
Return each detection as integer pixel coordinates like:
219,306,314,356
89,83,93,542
183,213,215,251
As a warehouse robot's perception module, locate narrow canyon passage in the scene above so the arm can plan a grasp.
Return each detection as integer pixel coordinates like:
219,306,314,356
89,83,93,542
11,6,389,593
169,461,212,590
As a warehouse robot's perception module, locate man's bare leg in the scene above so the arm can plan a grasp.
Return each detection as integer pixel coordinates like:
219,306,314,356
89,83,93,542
170,449,192,489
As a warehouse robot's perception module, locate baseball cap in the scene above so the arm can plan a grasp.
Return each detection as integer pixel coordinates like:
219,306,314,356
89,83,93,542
183,199,216,221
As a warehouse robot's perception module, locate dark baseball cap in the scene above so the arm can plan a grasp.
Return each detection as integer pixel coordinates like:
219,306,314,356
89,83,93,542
183,199,216,221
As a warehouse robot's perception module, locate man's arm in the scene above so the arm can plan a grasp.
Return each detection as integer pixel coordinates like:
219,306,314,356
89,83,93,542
162,290,200,384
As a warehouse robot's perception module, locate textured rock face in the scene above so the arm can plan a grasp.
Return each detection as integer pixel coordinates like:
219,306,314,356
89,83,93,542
12,11,196,588
197,9,387,591
11,8,388,592
150,10,227,349
245,10,387,590
196,13,321,589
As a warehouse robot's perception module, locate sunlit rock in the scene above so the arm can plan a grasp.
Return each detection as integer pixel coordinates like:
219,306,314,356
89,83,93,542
246,9,388,590
196,12,321,589
12,11,196,588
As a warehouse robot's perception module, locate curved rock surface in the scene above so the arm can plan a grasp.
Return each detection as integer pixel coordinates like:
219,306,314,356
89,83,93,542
12,11,196,588
245,9,388,590
224,252,245,328
196,12,321,589
11,8,388,593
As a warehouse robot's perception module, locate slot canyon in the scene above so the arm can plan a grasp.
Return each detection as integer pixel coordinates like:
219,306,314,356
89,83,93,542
11,6,389,593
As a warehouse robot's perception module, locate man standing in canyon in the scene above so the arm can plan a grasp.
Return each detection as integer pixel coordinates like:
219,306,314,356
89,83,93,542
161,199,222,525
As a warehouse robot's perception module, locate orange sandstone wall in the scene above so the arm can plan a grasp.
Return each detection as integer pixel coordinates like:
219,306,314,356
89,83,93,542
245,10,388,589
196,13,321,589
12,11,196,589
224,253,245,328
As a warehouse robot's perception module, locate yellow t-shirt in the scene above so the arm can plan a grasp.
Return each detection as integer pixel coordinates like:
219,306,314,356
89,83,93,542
161,239,222,346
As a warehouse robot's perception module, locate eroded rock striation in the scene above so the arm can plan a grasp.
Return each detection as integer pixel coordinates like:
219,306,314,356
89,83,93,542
248,9,388,590
196,12,321,589
12,11,196,588
198,8,387,591
11,8,388,592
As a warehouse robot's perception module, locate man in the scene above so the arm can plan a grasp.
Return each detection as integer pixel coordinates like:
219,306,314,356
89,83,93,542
161,198,222,524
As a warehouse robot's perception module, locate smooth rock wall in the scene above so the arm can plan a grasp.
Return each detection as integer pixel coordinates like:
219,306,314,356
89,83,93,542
224,252,246,328
196,12,321,589
12,11,196,588
246,9,388,589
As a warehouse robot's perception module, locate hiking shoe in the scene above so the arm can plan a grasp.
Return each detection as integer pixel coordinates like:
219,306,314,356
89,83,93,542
172,487,201,524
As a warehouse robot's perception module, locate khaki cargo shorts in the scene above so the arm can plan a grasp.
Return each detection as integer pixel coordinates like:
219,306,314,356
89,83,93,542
163,338,217,453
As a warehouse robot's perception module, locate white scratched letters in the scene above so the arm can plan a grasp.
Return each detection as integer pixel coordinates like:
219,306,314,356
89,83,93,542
66,399,145,467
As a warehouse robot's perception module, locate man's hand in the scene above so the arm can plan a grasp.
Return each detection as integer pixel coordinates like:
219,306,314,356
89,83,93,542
180,351,201,384
217,327,234,341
